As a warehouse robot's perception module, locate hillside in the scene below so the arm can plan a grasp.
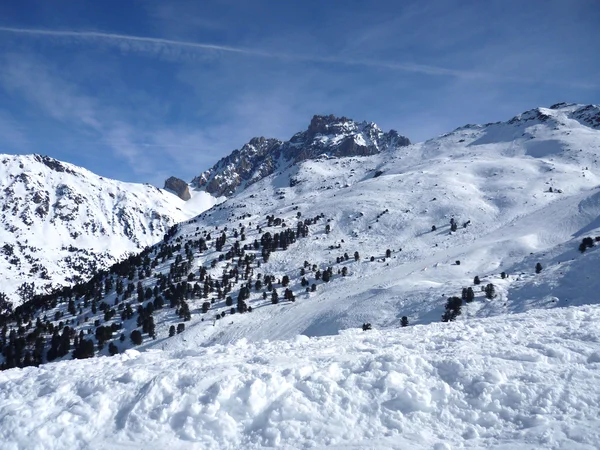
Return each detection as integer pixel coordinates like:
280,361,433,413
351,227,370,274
1,102,599,369
0,154,221,304
1,305,599,449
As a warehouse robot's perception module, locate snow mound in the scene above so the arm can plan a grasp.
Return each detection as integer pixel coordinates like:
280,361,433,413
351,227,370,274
1,305,600,449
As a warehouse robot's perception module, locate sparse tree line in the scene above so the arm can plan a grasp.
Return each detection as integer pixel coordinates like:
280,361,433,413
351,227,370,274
442,261,545,322
0,208,366,370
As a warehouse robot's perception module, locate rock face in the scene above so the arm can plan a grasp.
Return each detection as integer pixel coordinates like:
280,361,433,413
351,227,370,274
191,115,411,197
164,176,191,201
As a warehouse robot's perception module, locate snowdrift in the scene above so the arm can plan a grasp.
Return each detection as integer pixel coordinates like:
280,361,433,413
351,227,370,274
1,305,600,449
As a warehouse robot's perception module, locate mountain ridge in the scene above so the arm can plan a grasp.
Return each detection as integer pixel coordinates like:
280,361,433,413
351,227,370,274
188,114,411,197
0,153,219,303
1,101,599,371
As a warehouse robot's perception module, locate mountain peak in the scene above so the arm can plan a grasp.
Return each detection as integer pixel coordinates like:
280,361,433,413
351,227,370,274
191,114,410,197
306,114,352,137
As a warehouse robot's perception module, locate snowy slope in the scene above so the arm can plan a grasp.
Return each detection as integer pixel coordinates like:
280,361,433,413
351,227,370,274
1,103,600,365
0,154,221,303
2,305,600,450
147,103,600,348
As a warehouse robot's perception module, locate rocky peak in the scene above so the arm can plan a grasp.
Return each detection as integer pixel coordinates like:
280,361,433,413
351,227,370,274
306,114,353,139
33,155,76,175
164,176,191,201
571,104,600,129
191,114,411,197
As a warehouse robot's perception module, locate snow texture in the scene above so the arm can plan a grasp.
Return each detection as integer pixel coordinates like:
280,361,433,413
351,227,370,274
1,306,600,449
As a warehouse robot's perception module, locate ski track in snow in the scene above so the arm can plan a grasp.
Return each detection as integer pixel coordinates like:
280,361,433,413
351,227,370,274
1,306,600,450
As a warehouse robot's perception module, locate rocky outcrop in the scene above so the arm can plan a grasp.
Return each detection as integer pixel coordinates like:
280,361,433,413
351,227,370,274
192,115,411,197
164,176,191,201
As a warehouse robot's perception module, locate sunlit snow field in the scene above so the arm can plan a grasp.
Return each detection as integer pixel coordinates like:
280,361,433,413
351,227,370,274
1,306,600,449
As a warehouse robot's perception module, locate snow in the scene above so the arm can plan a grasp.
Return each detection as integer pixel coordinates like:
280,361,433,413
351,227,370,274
0,154,220,302
1,103,600,448
1,305,600,449
135,103,600,349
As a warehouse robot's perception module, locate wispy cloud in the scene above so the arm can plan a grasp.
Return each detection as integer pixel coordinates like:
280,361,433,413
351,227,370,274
0,25,536,83
0,110,29,152
0,52,216,183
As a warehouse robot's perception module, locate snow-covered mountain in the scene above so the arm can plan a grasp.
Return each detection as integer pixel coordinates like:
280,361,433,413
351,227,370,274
1,103,600,448
0,154,220,303
191,114,411,197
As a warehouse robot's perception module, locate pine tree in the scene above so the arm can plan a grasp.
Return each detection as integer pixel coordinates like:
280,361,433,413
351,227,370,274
108,342,119,356
474,276,481,285
441,296,462,322
535,263,543,274
466,287,475,303
130,330,143,345
401,316,409,327
484,283,495,299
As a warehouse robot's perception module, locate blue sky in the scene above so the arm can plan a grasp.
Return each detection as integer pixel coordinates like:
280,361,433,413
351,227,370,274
0,0,598,186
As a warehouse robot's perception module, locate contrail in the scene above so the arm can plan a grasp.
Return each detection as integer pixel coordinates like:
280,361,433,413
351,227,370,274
0,25,489,79
0,25,582,85
0,26,277,57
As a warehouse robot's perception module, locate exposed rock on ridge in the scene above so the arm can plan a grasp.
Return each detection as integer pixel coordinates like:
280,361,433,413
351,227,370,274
191,115,411,197
164,176,191,201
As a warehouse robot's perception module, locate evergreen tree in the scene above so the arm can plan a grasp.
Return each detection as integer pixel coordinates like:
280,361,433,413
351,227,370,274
466,287,475,303
441,296,462,322
130,330,143,345
535,263,543,274
401,316,409,327
484,283,496,299
474,276,481,285
108,342,119,356
73,339,94,359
